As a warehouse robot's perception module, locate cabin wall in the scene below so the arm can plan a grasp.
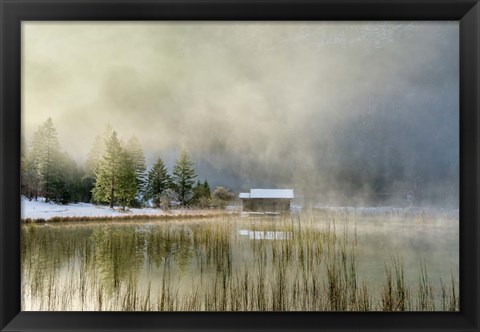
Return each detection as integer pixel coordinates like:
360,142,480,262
242,198,290,212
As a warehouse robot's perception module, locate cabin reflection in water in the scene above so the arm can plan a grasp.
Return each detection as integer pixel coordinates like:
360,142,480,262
239,189,294,213
239,230,291,240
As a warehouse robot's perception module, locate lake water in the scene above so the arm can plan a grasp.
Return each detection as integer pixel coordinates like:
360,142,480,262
21,210,459,311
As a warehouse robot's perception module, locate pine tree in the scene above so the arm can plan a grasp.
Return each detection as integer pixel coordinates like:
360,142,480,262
84,125,114,203
192,180,203,205
85,135,104,179
39,118,62,202
21,153,42,200
23,118,63,202
92,131,124,208
203,180,211,199
83,135,104,203
192,180,211,207
116,150,137,210
28,129,46,200
172,149,197,206
145,157,171,207
125,136,147,201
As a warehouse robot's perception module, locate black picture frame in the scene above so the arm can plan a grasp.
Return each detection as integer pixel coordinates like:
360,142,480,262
1,0,479,331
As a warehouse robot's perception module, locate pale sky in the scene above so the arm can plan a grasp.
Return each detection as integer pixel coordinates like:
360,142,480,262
22,22,459,205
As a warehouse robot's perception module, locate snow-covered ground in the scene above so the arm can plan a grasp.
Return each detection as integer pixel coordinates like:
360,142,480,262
21,196,197,221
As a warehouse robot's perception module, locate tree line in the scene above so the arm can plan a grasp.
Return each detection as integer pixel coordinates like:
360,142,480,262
21,118,234,209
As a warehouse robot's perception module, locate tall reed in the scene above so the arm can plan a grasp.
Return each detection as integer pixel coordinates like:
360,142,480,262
21,213,459,311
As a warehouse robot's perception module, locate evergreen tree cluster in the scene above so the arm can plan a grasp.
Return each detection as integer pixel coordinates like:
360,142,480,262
145,150,212,208
21,118,218,210
91,131,141,210
21,118,89,203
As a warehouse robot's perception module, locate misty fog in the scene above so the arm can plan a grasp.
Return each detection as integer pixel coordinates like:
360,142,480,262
22,22,459,207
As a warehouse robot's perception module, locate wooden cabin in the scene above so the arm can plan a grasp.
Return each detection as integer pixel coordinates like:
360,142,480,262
239,189,294,213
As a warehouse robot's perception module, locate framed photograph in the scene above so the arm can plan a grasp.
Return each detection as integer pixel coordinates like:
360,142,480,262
1,0,479,331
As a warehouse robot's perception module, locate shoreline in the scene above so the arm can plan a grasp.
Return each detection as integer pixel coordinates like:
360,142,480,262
21,211,237,223
21,196,239,223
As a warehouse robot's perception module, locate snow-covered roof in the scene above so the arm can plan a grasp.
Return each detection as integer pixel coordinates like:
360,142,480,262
239,189,294,199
